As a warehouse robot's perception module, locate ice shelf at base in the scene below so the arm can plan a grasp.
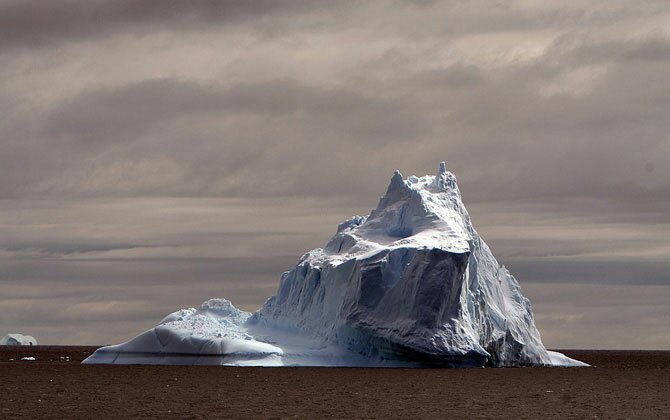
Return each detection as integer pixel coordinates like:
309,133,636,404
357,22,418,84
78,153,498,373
83,299,586,367
84,164,588,368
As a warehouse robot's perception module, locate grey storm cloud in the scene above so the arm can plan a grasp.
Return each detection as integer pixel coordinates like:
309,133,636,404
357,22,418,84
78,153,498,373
0,0,337,50
45,78,429,144
0,0,668,347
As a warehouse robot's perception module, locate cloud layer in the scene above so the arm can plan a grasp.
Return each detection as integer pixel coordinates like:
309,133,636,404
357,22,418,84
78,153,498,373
0,0,668,347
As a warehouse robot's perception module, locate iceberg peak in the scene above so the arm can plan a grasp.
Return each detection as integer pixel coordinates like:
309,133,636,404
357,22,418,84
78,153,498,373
433,161,457,191
389,169,406,191
438,161,447,175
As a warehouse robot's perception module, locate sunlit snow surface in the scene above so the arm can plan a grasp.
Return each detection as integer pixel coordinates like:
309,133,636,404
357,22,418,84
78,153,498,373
84,164,587,367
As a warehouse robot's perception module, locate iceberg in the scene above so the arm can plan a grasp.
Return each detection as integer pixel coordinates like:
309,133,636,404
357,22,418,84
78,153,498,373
1,333,38,346
84,163,586,367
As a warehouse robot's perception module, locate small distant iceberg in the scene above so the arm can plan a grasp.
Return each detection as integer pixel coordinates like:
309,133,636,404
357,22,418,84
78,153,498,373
1,333,38,346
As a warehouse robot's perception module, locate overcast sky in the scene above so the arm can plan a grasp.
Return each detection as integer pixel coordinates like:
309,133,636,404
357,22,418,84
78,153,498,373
0,0,668,349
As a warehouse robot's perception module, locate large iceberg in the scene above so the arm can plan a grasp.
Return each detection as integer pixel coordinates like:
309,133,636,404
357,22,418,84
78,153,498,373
84,163,586,367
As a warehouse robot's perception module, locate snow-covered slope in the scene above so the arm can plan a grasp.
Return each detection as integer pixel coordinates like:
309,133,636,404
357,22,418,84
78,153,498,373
86,299,284,365
1,333,37,346
84,163,586,367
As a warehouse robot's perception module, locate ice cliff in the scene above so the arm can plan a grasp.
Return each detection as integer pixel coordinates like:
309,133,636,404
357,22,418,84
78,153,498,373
84,163,586,367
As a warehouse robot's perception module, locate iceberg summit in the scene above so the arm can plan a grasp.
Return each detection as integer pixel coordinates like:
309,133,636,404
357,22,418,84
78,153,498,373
84,163,586,367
